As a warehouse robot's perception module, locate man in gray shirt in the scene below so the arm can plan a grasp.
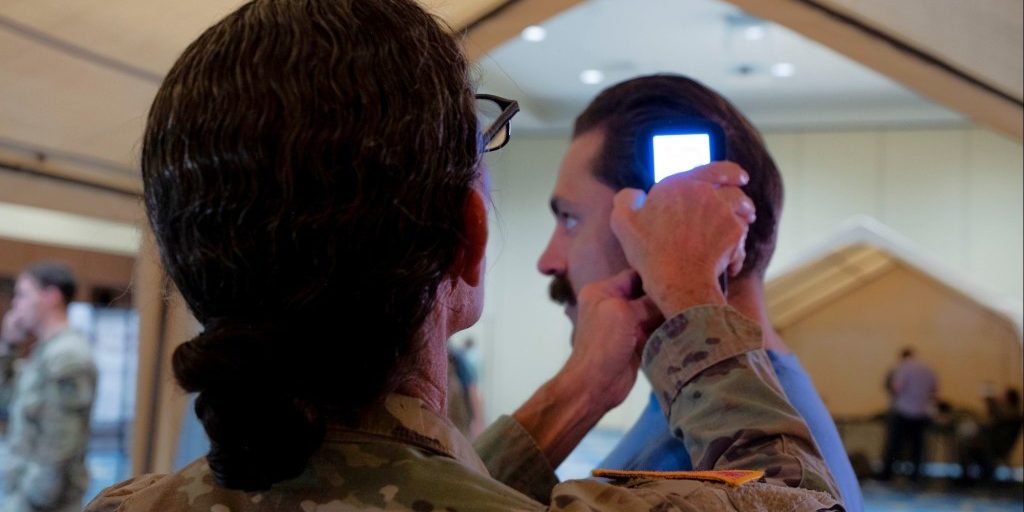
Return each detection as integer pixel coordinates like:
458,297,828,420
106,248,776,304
880,347,937,482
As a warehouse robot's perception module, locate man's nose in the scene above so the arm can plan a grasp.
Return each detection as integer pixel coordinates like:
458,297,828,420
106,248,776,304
537,235,565,276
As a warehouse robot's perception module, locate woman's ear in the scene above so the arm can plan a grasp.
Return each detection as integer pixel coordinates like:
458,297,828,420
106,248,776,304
454,188,488,287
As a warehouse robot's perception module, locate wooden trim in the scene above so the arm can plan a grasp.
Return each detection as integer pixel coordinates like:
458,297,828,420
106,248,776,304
726,0,1023,141
130,233,165,474
130,230,198,475
795,0,1020,106
458,0,586,61
0,143,141,196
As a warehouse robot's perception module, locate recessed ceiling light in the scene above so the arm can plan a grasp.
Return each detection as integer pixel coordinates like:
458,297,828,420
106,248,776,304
770,62,795,77
744,26,766,40
579,69,604,85
521,25,547,42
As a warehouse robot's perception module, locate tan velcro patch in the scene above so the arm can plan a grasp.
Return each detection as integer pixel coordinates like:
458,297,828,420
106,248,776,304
591,468,765,487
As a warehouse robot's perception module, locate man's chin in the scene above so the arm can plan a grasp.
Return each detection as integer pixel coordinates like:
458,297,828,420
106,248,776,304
564,303,578,323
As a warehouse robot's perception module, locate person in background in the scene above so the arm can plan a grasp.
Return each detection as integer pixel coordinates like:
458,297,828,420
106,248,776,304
0,308,32,427
2,261,97,512
879,347,937,482
958,387,1023,484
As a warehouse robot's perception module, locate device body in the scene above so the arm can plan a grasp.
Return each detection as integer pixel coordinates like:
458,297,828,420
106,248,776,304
638,119,731,294
640,119,727,183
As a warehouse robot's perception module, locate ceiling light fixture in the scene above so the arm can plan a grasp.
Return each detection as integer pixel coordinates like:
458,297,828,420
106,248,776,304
743,25,766,40
770,62,796,77
521,25,547,42
579,69,604,85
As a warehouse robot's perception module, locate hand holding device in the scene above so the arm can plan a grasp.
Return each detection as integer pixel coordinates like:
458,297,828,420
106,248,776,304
609,166,754,317
633,119,743,297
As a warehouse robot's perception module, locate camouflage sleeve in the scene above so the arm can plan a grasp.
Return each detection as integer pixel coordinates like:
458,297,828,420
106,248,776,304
36,349,96,461
474,414,559,503
472,415,839,511
20,348,97,506
642,305,841,501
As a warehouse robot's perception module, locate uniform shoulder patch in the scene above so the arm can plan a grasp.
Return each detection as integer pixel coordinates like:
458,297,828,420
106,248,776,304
591,468,764,487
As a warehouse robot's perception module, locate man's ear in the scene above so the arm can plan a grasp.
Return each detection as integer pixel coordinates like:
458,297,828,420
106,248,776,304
454,188,488,287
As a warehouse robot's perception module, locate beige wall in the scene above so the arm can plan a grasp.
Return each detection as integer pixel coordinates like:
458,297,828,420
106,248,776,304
476,126,1023,430
0,201,140,256
767,128,1023,301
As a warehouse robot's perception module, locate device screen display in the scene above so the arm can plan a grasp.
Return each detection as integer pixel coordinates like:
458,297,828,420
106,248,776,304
651,133,712,183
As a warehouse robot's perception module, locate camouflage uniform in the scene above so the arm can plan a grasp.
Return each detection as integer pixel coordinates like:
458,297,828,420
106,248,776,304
86,305,843,511
4,328,97,512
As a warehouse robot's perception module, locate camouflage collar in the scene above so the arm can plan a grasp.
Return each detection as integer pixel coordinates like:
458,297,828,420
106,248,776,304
323,394,489,476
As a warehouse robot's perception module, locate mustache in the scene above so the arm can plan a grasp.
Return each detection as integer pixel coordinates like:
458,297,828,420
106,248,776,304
548,275,576,306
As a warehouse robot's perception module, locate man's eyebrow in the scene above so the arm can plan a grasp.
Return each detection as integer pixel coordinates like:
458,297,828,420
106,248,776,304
549,196,580,216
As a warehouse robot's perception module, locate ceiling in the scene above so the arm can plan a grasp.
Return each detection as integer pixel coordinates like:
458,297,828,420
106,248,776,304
475,0,968,134
0,0,513,194
0,0,1019,203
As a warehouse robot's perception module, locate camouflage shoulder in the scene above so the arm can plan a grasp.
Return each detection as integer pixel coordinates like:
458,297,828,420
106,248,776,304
84,473,169,512
618,479,842,512
42,331,97,377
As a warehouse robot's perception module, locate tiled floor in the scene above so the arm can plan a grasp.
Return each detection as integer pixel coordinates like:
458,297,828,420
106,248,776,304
860,480,1024,512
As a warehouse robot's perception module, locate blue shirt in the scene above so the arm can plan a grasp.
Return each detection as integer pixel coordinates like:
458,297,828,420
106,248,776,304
598,351,863,512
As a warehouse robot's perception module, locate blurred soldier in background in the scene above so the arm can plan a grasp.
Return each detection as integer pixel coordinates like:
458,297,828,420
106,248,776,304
0,308,32,427
2,261,97,512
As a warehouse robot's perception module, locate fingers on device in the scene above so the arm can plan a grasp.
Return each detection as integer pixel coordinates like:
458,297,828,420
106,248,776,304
639,119,726,184
637,119,731,294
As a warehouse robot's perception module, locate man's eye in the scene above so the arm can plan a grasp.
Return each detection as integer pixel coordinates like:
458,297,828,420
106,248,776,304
559,213,578,230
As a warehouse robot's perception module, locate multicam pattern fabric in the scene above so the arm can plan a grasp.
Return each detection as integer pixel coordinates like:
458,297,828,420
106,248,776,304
86,305,843,511
641,306,841,498
3,329,97,512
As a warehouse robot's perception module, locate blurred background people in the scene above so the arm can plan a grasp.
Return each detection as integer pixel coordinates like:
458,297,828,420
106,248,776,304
879,347,937,482
958,387,1024,484
0,306,32,427
2,261,97,512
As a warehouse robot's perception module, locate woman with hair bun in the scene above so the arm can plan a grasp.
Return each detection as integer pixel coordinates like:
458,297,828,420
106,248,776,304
86,0,841,510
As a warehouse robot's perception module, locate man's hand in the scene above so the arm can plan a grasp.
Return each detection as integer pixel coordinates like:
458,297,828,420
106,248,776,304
610,161,755,317
1,309,28,347
563,269,662,412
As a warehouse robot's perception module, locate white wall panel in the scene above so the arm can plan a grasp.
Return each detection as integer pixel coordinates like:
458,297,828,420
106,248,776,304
763,133,804,267
879,129,970,271
965,130,1024,300
799,131,881,237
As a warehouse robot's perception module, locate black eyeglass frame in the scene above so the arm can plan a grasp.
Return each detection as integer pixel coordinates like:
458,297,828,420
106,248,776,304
476,93,520,153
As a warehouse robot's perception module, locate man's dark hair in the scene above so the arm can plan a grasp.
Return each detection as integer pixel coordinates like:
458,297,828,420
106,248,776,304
144,0,478,491
901,347,914,359
574,74,782,279
24,260,77,306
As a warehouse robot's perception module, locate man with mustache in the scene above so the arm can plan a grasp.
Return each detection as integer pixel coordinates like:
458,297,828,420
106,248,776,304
529,74,863,511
